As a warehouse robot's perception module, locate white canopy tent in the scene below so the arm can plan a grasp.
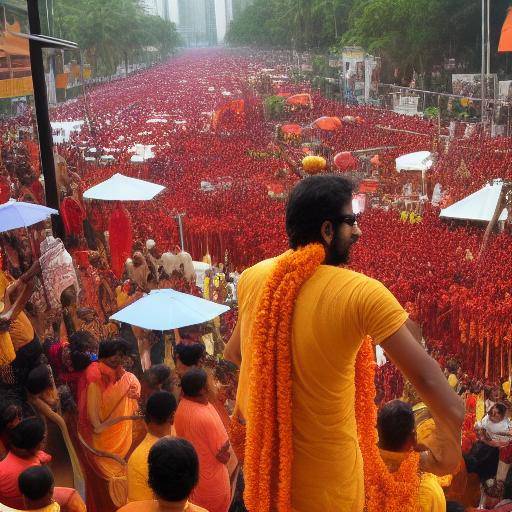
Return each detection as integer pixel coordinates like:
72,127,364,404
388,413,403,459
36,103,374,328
83,173,165,201
440,180,508,222
396,151,433,196
396,151,433,172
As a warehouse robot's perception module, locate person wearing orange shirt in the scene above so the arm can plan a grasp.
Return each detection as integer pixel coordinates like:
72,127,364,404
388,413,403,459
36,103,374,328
0,418,51,509
174,369,230,512
224,175,464,511
127,391,177,502
117,437,208,512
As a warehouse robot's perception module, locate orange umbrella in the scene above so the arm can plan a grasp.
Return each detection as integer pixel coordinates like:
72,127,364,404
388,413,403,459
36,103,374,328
499,8,512,52
281,124,302,135
334,152,357,171
312,116,342,131
286,93,312,107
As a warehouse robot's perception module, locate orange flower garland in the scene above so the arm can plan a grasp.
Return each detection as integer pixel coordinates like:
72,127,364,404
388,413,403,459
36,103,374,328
240,244,421,512
355,336,421,512
244,243,325,512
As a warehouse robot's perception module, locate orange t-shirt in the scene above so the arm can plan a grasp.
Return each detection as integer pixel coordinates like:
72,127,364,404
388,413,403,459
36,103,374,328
174,400,230,512
236,259,408,512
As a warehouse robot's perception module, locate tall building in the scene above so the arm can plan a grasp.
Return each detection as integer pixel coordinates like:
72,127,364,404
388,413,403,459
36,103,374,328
140,0,179,23
177,0,233,45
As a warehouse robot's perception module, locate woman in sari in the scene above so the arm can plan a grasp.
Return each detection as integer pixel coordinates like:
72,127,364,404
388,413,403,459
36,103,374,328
77,338,142,512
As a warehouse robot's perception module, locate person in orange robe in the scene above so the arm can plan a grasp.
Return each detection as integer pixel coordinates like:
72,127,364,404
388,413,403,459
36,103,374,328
77,338,142,512
174,369,231,512
117,437,208,512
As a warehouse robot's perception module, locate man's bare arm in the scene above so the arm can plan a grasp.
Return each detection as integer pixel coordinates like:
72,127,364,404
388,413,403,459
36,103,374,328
382,324,464,475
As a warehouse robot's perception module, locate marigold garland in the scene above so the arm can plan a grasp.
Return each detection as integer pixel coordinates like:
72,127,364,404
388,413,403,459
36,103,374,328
355,336,421,512
239,244,421,512
244,243,325,512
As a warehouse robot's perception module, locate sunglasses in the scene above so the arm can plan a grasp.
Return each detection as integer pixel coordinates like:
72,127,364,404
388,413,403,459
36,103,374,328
333,214,358,227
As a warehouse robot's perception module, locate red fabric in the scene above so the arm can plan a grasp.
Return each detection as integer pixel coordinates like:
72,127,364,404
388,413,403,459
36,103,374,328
0,177,11,204
61,196,85,236
30,178,44,204
108,204,133,278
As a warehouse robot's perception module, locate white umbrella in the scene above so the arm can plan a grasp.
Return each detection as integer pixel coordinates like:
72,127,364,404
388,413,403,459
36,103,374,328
83,173,165,201
0,199,58,233
110,288,229,331
440,179,508,222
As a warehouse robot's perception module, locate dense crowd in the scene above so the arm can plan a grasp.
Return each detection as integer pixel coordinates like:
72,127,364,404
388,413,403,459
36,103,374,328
0,48,511,511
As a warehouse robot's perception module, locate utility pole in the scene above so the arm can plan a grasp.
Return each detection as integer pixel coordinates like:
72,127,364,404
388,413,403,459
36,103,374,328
481,0,486,123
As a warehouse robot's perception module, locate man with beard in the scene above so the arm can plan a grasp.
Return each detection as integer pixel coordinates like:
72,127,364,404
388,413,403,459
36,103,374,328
224,175,463,512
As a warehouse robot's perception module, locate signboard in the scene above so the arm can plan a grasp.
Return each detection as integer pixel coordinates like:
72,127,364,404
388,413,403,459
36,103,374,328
0,76,33,98
359,179,379,193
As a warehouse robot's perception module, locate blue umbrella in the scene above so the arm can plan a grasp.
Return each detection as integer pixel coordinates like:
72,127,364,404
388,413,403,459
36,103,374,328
110,288,230,331
0,199,58,233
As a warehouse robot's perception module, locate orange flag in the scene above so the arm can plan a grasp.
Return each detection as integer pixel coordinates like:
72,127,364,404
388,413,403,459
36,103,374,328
499,8,512,52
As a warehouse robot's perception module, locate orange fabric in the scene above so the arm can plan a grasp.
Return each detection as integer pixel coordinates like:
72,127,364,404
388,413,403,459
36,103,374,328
312,116,342,131
117,500,208,512
174,399,230,512
280,124,302,135
53,487,87,512
499,8,512,52
236,259,408,512
78,362,140,478
286,93,312,107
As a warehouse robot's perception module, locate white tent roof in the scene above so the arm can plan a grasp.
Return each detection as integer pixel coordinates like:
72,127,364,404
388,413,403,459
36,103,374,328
396,151,433,172
83,173,165,201
440,180,508,222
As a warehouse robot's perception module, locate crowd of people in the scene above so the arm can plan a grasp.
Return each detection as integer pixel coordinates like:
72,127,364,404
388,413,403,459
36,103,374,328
0,48,511,510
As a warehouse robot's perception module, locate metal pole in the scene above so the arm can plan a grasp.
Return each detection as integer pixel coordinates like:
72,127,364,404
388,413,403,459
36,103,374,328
26,0,63,238
487,0,491,76
176,213,185,251
481,0,486,123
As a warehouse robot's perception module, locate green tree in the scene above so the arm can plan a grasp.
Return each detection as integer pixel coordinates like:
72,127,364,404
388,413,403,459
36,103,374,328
52,0,181,76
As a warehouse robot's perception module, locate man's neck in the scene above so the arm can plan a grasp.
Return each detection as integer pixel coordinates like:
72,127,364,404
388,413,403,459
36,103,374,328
147,423,171,438
156,498,189,511
26,498,53,510
185,395,208,405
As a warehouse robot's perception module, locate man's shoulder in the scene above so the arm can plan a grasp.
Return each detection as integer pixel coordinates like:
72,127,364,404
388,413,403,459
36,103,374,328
188,503,209,512
317,265,384,292
241,257,277,280
117,500,156,512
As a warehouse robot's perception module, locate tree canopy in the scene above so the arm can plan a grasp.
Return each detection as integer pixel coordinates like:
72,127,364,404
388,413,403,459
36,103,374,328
47,0,181,75
226,0,512,79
